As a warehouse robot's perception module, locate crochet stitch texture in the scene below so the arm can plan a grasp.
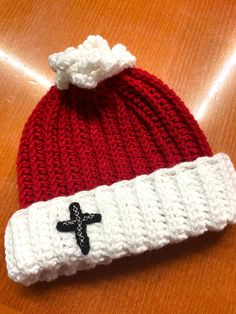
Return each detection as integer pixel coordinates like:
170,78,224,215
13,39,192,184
17,68,212,208
5,36,236,285
5,153,236,285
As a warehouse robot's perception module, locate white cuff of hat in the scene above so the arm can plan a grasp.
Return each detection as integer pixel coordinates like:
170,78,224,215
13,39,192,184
5,153,236,286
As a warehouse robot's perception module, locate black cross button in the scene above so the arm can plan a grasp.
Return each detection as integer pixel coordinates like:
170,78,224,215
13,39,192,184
57,202,102,255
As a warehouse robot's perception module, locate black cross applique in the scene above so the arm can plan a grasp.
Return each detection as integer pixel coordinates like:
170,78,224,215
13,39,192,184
56,202,102,255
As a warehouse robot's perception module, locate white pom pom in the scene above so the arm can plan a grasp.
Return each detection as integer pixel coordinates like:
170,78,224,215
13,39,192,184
48,35,136,90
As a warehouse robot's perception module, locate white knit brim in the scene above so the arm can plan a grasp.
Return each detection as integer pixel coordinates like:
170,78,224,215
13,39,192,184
5,153,236,286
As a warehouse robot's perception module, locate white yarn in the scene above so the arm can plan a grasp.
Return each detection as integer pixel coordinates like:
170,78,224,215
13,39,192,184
4,153,236,285
48,35,136,90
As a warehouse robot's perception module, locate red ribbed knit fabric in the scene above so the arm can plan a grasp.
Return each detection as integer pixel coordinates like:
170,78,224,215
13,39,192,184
17,68,212,208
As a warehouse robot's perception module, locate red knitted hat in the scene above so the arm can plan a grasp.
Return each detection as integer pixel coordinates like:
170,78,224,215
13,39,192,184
5,35,236,285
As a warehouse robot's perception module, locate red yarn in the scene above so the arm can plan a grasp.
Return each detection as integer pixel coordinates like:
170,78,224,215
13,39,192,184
17,68,212,208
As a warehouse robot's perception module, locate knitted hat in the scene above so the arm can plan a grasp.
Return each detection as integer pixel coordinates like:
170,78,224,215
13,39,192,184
5,35,236,286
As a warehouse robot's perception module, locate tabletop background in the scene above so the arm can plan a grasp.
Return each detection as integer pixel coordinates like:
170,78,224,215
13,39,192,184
0,0,236,313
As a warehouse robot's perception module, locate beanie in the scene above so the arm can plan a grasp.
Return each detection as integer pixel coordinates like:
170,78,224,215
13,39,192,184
5,35,236,286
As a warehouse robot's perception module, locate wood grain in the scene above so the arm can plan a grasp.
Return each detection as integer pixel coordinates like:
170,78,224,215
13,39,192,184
0,0,236,313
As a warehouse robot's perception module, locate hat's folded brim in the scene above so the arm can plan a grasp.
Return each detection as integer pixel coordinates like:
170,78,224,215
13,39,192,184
5,153,236,286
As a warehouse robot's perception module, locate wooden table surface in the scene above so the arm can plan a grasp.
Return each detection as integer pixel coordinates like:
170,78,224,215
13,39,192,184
0,1,236,313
